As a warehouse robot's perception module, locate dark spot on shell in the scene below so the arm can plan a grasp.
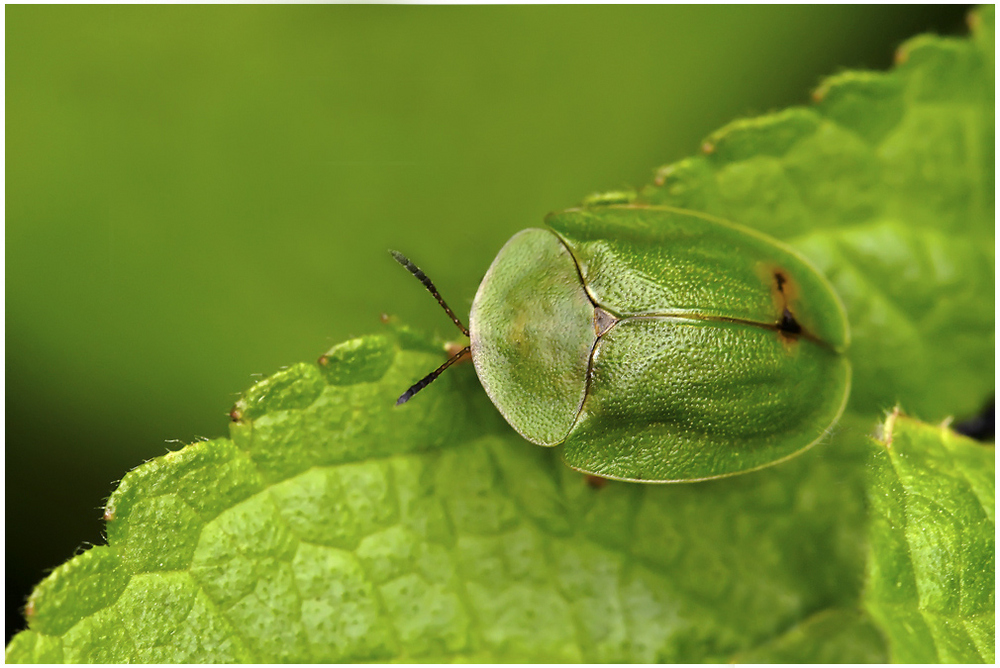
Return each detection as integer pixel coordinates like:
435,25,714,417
778,308,802,335
764,266,809,345
774,270,788,294
585,475,607,490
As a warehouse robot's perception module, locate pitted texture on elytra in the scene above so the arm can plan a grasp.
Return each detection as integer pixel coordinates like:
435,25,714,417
564,317,849,481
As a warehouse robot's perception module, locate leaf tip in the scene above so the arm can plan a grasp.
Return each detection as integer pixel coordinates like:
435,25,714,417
966,7,981,33
894,44,910,66
581,189,639,207
875,406,905,448
652,164,674,187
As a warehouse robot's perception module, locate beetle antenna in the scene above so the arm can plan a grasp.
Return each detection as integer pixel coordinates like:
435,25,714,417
389,250,470,336
396,345,471,406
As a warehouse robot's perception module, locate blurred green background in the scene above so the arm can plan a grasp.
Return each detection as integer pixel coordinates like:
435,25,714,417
7,5,972,641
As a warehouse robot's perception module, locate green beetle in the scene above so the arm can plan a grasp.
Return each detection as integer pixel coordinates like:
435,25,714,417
392,205,850,482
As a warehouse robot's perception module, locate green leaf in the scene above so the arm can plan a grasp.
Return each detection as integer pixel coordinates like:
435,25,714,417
6,329,879,662
864,411,995,663
732,609,888,663
6,7,994,664
639,5,994,422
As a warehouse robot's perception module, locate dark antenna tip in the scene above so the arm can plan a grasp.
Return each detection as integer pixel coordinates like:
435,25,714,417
393,345,471,406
